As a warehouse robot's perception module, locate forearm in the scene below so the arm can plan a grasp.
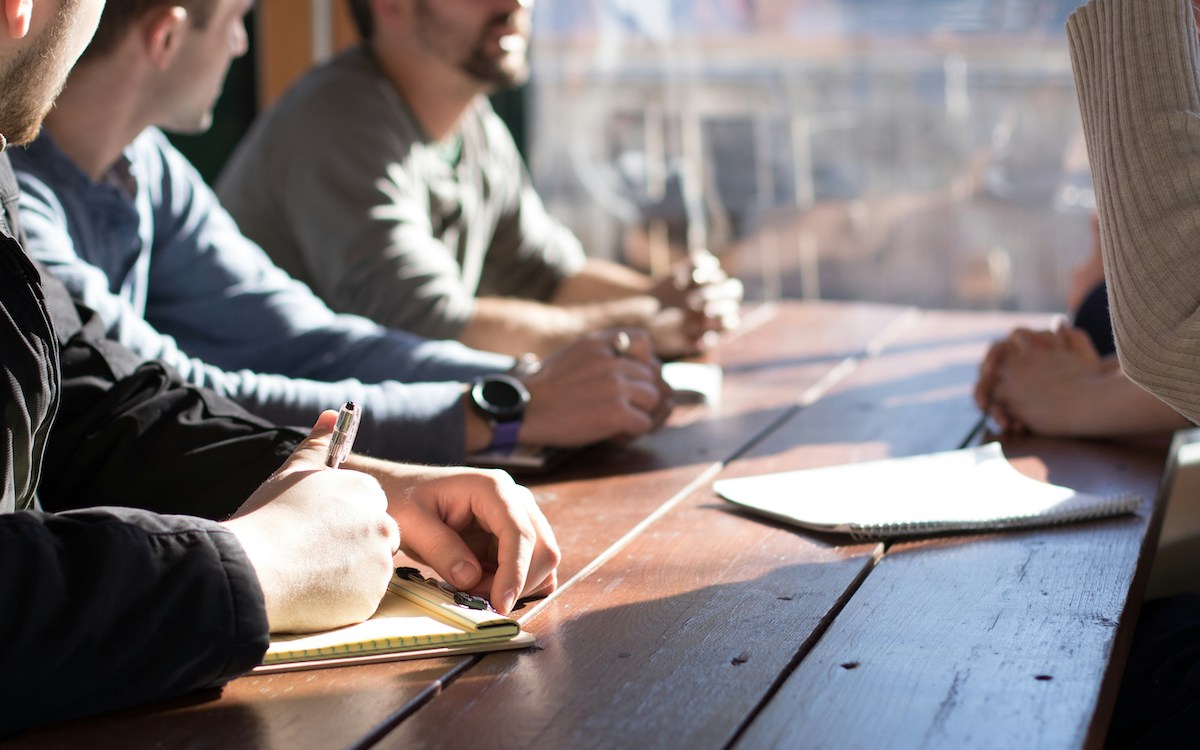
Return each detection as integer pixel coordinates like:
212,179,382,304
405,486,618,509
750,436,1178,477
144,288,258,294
0,508,268,735
1068,367,1192,436
1069,0,1200,422
460,296,658,358
550,258,655,305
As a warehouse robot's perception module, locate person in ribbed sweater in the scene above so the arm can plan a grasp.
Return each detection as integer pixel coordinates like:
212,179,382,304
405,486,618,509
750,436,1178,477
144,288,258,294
1068,0,1200,744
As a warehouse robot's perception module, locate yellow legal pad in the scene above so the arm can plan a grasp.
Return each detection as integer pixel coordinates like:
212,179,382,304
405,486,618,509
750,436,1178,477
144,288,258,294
255,570,534,673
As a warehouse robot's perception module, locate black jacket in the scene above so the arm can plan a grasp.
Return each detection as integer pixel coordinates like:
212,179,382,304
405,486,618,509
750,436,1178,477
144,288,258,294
0,152,304,735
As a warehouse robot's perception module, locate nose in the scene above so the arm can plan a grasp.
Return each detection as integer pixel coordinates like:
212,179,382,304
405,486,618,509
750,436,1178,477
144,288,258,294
231,17,249,58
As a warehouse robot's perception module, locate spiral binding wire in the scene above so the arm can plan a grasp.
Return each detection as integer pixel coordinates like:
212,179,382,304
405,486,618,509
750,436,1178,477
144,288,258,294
846,492,1142,541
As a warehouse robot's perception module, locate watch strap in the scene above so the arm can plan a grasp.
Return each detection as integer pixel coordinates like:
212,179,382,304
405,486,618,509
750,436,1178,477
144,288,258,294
487,418,523,454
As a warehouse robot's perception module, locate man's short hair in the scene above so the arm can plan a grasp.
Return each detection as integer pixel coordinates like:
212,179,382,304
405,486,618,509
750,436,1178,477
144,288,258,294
83,0,218,60
346,0,373,41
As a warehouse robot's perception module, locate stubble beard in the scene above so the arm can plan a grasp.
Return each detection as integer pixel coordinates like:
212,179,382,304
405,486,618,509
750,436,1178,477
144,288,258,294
0,0,79,147
414,1,531,92
461,51,529,91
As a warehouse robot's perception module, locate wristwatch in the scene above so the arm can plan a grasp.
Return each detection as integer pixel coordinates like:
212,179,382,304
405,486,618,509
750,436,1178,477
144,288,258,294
470,374,531,454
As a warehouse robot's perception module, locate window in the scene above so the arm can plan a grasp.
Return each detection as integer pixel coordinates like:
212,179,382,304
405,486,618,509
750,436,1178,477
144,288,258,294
527,0,1092,311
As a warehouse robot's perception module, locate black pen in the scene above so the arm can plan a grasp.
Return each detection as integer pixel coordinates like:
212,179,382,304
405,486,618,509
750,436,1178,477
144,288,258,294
325,401,361,469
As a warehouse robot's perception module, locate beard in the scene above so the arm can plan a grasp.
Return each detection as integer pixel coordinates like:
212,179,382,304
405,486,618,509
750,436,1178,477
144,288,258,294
414,2,531,91
0,0,80,146
460,41,530,90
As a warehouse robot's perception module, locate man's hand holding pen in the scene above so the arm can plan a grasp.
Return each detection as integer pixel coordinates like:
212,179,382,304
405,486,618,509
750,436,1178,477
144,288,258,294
223,409,399,633
341,458,561,615
320,401,559,615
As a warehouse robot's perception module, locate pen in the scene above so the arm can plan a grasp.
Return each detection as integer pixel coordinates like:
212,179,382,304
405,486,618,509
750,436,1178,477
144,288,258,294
325,401,361,469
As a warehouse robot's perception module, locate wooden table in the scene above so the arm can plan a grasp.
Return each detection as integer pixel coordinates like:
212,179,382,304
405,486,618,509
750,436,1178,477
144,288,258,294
5,301,1169,750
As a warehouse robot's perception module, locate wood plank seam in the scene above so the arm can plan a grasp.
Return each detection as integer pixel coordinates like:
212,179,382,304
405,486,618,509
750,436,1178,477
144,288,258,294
346,656,480,750
517,305,924,661
341,304,917,750
723,543,886,750
724,306,922,466
350,303,925,748
512,307,922,625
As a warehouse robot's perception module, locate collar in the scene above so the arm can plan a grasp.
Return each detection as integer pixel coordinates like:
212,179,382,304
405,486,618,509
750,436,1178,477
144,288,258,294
21,128,140,200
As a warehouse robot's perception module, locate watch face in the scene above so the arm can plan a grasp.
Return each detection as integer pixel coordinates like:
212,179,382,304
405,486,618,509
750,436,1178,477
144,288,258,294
473,375,530,421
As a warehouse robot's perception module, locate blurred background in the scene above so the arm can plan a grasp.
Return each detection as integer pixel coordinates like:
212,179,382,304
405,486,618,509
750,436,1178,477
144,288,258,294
185,0,1093,315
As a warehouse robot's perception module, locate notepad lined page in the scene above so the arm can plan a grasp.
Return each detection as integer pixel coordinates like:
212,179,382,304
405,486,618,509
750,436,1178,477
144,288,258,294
264,579,520,664
714,443,1142,539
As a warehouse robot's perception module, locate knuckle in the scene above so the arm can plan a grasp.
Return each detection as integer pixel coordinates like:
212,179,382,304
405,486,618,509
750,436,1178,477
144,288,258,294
375,515,398,541
481,467,514,486
545,538,563,568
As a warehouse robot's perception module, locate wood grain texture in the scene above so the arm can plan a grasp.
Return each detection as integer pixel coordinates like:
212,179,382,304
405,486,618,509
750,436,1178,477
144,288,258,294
374,473,880,750
528,302,911,584
717,309,1053,482
733,438,1167,750
0,658,469,750
1,302,904,750
370,308,1055,749
4,304,1162,750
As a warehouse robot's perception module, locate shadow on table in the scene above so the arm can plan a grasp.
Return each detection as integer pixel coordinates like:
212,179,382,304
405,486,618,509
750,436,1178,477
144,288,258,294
529,358,986,486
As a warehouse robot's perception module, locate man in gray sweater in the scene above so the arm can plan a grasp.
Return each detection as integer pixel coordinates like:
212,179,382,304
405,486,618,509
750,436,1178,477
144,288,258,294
218,0,742,361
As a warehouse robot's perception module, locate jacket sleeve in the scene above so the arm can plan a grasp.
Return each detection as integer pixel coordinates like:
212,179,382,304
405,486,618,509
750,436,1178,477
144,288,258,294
1068,0,1200,422
34,264,305,518
0,507,269,736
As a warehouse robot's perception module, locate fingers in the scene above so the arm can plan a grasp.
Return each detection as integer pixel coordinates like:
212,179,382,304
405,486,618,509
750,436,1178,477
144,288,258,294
479,481,560,613
974,340,1007,411
398,509,485,592
227,460,399,631
277,409,340,475
692,277,744,312
397,471,561,615
1060,325,1101,360
607,329,674,431
682,278,742,348
608,327,655,365
527,329,673,445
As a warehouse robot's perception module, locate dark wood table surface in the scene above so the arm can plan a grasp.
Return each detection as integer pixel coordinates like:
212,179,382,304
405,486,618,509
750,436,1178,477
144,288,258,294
5,301,1170,750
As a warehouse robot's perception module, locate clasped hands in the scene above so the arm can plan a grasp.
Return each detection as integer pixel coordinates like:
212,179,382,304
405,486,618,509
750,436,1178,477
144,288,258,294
973,321,1112,436
649,249,743,358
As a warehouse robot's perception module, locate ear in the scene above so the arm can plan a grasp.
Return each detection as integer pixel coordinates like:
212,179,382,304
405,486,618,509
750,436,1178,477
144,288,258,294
5,0,32,40
141,5,188,70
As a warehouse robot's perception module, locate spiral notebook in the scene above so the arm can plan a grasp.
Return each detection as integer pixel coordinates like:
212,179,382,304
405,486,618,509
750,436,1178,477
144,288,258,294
254,568,534,673
714,443,1141,540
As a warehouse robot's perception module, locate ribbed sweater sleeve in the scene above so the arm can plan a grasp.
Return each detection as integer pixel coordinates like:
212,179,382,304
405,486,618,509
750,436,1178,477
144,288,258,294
1069,0,1200,423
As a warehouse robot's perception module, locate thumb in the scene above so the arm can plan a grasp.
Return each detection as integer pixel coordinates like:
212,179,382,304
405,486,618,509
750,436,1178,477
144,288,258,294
280,410,339,474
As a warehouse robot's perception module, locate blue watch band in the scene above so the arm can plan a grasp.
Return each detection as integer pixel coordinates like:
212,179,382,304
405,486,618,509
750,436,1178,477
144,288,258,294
488,418,522,454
